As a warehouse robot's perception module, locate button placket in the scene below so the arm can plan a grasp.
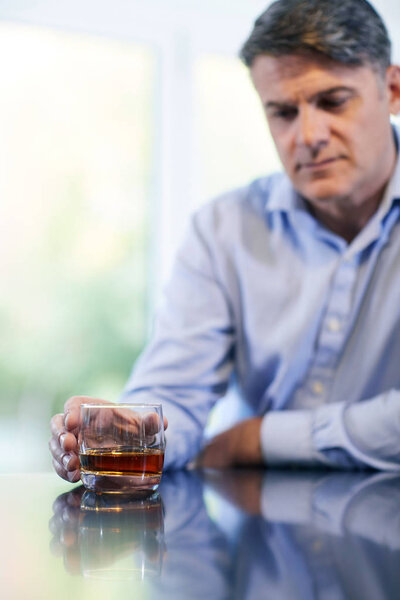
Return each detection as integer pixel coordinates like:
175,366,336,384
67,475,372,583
297,257,358,407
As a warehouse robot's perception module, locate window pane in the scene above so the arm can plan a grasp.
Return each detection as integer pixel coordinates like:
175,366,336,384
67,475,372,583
0,23,155,470
194,54,281,205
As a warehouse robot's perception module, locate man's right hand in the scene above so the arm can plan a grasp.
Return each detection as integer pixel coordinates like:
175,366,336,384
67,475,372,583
49,396,110,483
49,396,169,483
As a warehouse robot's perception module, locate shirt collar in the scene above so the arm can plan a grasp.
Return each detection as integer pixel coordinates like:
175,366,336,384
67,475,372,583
375,125,400,219
264,172,304,213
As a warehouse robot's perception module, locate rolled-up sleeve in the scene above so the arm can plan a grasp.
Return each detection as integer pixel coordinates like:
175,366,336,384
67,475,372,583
261,410,315,466
261,392,400,470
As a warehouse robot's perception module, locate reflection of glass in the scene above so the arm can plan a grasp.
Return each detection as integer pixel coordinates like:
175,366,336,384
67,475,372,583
79,403,165,494
79,490,165,580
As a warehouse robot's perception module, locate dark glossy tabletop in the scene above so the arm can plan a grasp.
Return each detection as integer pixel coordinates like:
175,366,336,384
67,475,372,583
1,469,400,600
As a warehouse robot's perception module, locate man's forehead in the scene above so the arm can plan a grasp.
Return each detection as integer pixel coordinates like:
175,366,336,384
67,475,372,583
250,53,374,99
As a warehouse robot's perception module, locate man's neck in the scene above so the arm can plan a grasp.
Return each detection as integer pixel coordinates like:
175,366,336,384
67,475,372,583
305,140,398,244
306,184,388,243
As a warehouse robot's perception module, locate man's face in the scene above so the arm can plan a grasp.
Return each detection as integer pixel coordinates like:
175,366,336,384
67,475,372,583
250,54,399,212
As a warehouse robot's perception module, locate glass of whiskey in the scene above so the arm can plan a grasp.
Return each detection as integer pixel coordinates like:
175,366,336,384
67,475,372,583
79,403,165,495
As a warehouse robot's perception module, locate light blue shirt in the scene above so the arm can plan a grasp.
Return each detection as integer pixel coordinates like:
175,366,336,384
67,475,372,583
123,129,400,471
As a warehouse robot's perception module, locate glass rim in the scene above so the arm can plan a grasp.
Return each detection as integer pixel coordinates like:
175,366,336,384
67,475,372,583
80,402,163,410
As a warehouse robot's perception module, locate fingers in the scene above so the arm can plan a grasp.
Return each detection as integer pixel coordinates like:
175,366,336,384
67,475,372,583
143,412,163,436
52,487,85,518
64,396,101,432
50,396,109,483
51,456,80,483
50,410,80,483
49,488,84,574
113,408,167,438
49,434,79,469
146,413,167,431
50,412,64,436
50,443,80,482
196,418,263,469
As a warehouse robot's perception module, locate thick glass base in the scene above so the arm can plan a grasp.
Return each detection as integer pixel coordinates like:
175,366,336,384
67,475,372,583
80,472,161,495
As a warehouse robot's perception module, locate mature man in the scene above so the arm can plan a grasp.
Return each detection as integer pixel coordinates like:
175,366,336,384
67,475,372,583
50,0,400,481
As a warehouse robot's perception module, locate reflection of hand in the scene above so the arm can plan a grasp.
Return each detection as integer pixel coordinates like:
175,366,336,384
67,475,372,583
197,417,263,468
49,486,85,574
203,469,263,515
49,396,168,483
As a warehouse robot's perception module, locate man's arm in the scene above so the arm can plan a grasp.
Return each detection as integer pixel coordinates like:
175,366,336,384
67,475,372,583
198,390,400,471
261,390,400,470
49,207,236,479
121,211,236,469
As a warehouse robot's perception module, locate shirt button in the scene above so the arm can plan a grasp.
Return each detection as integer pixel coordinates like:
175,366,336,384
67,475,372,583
311,381,324,395
312,539,323,553
327,317,341,332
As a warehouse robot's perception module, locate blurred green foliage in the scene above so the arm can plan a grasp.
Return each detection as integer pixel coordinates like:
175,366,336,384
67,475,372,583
0,180,150,417
0,25,154,420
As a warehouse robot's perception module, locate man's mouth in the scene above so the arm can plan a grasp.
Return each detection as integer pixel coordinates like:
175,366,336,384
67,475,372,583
296,157,344,171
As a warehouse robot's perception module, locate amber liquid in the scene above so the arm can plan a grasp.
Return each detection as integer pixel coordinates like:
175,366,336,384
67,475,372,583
80,447,164,477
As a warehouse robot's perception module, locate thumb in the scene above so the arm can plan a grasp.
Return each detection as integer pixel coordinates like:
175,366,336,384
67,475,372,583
64,396,106,432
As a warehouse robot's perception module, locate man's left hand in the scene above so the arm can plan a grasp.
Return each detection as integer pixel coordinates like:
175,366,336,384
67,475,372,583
197,417,263,468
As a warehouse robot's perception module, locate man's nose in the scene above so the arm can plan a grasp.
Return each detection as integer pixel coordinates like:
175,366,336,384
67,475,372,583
295,106,329,150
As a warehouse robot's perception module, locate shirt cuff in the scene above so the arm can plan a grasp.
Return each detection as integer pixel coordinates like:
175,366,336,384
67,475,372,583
261,410,314,466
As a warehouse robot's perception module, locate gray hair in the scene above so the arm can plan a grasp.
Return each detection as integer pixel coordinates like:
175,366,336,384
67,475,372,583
240,0,391,75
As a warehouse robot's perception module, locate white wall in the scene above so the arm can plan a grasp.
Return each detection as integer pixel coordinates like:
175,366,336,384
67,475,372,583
0,0,268,291
1,0,399,293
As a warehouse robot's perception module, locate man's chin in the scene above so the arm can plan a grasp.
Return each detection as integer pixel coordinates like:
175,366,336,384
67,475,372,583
295,181,352,205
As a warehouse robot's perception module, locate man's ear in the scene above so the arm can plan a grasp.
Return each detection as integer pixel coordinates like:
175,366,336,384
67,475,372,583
386,65,400,115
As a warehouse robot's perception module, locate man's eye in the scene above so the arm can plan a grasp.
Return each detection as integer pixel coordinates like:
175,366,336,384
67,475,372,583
318,96,348,111
271,107,297,120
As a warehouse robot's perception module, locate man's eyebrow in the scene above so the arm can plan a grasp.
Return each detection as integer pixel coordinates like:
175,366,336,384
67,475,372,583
312,85,357,101
264,86,356,110
264,100,294,110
